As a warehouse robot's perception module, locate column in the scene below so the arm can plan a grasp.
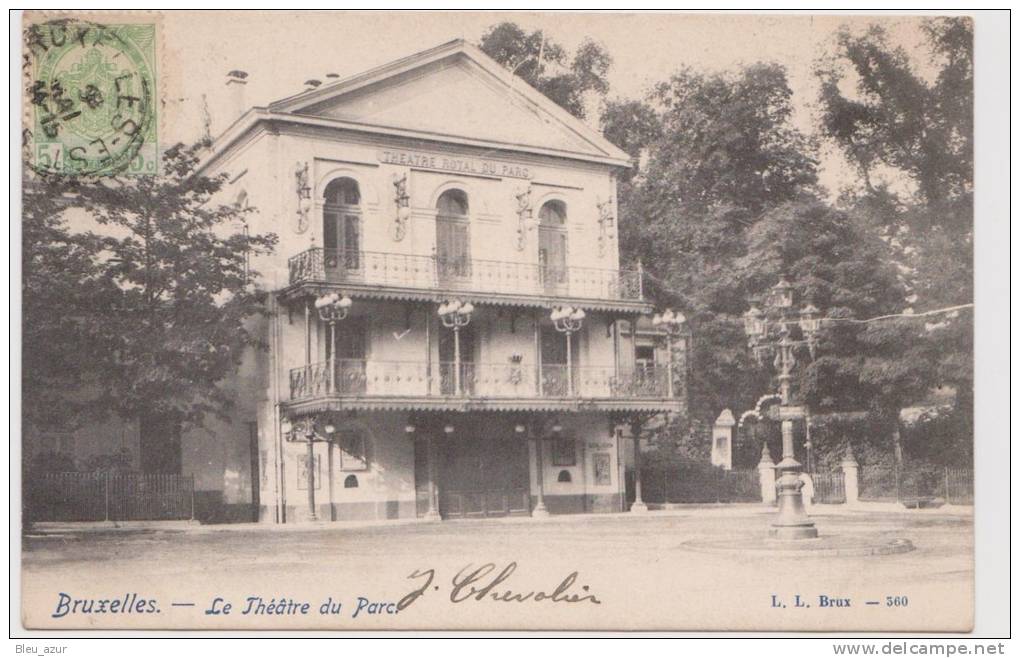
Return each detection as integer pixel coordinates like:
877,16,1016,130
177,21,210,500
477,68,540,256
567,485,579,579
631,422,648,513
532,433,549,517
306,438,317,521
424,433,441,521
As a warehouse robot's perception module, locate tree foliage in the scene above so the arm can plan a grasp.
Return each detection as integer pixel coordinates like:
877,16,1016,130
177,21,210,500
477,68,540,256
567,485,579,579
479,22,611,119
22,142,277,436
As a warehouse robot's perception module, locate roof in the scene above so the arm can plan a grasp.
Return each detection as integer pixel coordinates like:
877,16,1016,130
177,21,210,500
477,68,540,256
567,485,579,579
200,39,632,174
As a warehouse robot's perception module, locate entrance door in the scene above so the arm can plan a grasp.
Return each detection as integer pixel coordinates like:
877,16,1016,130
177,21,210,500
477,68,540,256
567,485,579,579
439,425,530,518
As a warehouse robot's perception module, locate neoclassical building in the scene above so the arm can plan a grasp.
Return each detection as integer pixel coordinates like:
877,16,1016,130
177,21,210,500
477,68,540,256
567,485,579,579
191,39,685,523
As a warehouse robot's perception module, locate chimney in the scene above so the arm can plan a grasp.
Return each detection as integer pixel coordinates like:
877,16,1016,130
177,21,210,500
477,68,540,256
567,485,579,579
226,70,249,123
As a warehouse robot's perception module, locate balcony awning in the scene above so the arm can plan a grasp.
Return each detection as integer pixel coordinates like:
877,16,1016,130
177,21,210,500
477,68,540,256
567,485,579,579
279,280,654,314
283,396,682,417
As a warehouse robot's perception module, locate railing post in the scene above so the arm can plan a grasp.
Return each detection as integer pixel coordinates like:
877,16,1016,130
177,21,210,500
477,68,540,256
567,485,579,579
944,466,951,503
104,471,110,522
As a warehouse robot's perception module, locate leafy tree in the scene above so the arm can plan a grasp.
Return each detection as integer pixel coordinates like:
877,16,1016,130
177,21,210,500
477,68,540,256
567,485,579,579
815,17,974,460
22,174,119,434
479,22,611,119
22,142,277,449
616,64,825,426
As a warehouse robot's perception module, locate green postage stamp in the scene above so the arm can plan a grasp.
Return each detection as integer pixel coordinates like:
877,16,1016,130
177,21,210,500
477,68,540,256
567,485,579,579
25,18,158,176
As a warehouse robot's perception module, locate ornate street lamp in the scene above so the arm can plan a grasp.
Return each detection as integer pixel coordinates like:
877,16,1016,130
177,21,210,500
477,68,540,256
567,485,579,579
743,280,825,540
315,292,353,394
438,300,474,395
652,309,686,398
551,306,585,396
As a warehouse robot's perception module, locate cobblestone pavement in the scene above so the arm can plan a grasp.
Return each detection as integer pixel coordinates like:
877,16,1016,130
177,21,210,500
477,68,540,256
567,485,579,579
20,506,973,632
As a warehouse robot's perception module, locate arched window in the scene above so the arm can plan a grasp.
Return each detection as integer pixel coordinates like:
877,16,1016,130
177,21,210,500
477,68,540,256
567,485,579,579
539,200,566,226
557,469,572,483
538,200,567,292
323,177,361,272
344,474,359,488
436,189,470,281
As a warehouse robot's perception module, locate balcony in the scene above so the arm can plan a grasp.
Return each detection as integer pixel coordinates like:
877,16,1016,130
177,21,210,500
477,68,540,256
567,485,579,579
288,359,673,405
287,248,644,302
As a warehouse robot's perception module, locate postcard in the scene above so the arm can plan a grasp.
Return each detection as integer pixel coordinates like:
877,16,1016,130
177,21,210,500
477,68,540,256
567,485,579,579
17,10,984,633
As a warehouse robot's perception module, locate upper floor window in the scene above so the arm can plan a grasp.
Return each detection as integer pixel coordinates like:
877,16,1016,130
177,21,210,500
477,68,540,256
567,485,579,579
323,178,361,271
539,199,566,226
538,200,567,293
436,189,470,280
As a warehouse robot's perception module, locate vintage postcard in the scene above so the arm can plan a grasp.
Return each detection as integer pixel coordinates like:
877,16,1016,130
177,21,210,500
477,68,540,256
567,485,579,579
16,10,994,634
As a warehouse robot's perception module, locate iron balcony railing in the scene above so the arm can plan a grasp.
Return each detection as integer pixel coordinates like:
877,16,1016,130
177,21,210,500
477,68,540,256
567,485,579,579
288,248,644,301
289,359,672,402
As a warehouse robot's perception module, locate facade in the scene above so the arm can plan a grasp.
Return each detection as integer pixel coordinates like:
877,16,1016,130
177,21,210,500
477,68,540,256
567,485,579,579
30,39,684,524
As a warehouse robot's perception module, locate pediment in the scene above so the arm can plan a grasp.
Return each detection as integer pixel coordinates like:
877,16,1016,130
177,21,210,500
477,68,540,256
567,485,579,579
273,43,628,163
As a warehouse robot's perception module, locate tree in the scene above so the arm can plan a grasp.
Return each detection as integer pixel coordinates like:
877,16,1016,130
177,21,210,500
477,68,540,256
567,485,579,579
22,142,278,450
816,17,974,459
22,174,119,434
478,22,611,119
616,64,824,424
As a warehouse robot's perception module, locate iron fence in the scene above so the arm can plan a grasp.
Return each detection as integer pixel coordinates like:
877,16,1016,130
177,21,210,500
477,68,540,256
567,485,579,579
807,471,846,504
27,472,195,522
859,464,973,505
638,463,759,504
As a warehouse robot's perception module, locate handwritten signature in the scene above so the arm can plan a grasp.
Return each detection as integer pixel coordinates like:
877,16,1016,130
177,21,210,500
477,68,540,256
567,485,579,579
397,562,602,610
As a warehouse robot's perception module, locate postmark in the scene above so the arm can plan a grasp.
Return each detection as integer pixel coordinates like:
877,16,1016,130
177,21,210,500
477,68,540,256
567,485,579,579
25,18,158,176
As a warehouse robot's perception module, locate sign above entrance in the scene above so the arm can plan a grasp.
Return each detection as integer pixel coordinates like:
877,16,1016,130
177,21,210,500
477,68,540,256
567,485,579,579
378,149,533,180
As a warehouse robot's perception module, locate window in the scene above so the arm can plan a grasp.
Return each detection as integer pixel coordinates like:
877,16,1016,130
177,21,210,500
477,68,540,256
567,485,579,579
436,189,470,280
635,343,656,372
323,178,361,271
538,200,567,292
344,474,359,489
557,469,572,483
551,437,576,466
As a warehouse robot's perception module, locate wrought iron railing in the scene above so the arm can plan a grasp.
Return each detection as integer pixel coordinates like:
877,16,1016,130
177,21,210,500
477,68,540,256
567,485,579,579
288,248,644,301
289,359,672,401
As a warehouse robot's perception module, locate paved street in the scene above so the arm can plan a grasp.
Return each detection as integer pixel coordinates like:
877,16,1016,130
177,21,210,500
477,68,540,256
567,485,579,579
21,505,973,632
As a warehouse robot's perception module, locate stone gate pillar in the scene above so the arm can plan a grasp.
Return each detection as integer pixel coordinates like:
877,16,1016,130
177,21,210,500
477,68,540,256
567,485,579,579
711,409,735,470
758,443,777,505
841,445,860,507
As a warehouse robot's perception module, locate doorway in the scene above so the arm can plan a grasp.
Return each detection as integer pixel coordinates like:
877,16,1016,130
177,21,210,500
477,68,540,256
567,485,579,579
439,422,530,518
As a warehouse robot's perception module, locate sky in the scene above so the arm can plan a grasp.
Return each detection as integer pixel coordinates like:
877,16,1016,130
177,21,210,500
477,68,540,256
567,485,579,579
154,11,938,193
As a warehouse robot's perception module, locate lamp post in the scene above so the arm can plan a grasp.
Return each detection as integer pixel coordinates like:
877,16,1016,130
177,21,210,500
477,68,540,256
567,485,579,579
281,416,323,522
652,309,686,398
315,292,352,394
438,300,474,395
550,306,585,396
743,279,823,540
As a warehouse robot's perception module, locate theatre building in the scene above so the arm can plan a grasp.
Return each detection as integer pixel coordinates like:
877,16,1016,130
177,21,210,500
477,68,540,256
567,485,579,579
192,40,684,522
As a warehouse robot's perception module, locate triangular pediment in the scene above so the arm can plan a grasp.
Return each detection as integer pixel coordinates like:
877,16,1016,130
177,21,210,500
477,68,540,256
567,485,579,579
269,41,629,164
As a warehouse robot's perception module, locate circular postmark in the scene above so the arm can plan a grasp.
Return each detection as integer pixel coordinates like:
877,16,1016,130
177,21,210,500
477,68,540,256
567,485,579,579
25,19,158,177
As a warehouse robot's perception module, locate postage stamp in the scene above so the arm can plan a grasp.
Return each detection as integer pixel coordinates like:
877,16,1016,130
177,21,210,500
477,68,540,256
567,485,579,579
24,17,158,176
